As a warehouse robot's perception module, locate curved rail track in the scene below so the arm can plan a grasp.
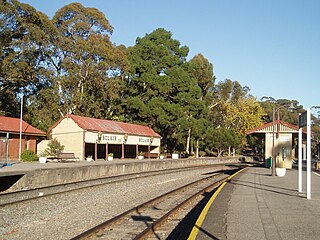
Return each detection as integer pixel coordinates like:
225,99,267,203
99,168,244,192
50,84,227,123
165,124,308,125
0,164,240,206
72,167,245,239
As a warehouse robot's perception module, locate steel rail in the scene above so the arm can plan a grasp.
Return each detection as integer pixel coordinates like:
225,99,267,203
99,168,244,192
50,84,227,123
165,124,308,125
72,167,244,239
134,174,231,240
0,164,230,206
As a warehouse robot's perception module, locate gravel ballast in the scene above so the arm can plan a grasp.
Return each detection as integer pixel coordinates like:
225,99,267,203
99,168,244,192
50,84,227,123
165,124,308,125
0,166,227,239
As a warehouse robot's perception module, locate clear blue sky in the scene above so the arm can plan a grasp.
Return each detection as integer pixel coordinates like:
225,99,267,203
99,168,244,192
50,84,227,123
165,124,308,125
20,0,320,109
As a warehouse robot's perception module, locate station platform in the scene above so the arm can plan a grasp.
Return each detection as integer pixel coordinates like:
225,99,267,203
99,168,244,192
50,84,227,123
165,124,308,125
0,157,249,193
192,166,320,240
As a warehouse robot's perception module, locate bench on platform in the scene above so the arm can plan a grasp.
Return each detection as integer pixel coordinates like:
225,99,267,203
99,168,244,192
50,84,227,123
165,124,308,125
143,153,159,159
58,152,79,161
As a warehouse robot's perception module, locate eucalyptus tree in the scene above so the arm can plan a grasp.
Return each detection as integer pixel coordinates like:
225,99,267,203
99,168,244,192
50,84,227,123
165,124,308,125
259,97,303,125
206,79,264,154
186,53,215,153
51,3,128,119
124,28,205,151
208,79,264,133
187,53,215,97
0,0,57,118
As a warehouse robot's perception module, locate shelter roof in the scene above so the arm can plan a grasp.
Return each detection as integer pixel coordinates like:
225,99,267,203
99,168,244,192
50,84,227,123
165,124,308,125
246,120,306,135
50,114,161,137
0,116,46,136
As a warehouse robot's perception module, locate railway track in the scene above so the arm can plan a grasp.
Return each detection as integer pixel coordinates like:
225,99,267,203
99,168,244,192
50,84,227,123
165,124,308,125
72,167,245,240
0,164,238,206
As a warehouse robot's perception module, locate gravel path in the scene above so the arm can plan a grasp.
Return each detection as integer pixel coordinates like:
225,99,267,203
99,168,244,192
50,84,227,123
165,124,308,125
0,166,225,240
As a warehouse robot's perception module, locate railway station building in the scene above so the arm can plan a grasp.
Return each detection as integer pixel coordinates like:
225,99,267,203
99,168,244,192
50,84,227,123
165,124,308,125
246,120,306,169
46,114,161,161
0,116,46,160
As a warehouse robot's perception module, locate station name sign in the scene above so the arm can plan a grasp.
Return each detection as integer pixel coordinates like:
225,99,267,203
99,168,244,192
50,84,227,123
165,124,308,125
102,135,117,142
299,111,307,128
139,137,150,143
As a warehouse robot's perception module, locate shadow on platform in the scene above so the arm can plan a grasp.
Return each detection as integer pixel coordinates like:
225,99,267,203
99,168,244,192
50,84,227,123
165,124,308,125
229,179,303,198
0,174,24,192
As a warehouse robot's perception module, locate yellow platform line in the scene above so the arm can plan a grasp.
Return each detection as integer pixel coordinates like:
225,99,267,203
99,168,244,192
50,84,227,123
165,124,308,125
188,167,247,240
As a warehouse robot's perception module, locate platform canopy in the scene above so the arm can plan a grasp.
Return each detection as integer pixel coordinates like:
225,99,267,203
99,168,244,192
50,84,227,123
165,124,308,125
246,120,304,135
246,120,306,169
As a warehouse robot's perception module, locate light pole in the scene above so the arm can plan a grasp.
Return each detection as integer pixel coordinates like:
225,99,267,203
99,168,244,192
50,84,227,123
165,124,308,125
272,107,276,176
272,103,295,176
18,94,23,161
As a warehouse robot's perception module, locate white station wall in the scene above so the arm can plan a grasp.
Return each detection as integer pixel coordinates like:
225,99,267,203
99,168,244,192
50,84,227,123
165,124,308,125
85,132,160,147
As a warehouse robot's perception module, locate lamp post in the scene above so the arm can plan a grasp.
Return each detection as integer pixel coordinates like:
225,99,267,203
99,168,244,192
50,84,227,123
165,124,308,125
148,136,154,159
272,103,295,176
272,108,276,176
18,94,23,161
97,131,102,143
122,133,128,159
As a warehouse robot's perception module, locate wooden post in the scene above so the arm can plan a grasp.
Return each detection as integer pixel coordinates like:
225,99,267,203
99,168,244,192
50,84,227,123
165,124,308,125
94,143,97,161
82,131,86,160
122,143,124,159
136,144,139,159
106,143,108,160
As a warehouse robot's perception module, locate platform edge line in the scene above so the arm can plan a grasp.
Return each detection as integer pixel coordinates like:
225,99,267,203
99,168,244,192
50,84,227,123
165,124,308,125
187,167,248,240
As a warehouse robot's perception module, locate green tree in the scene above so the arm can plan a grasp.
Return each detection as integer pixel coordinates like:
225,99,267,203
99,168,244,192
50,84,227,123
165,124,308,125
259,97,303,125
50,3,128,119
223,96,265,135
186,54,215,153
204,127,241,157
0,88,17,116
25,2,129,131
123,28,205,151
45,138,64,156
27,88,63,131
187,53,215,97
0,0,58,118
208,79,264,134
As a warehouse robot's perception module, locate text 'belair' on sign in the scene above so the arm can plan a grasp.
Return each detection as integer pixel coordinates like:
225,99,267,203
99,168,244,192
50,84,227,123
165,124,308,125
139,138,150,143
103,135,117,141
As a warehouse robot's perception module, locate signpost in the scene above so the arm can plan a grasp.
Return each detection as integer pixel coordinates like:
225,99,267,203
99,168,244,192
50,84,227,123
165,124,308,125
306,108,311,199
299,111,308,128
298,109,311,199
298,113,303,193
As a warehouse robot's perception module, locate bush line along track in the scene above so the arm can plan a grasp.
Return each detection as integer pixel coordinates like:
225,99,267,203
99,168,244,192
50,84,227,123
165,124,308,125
72,167,245,240
0,164,240,206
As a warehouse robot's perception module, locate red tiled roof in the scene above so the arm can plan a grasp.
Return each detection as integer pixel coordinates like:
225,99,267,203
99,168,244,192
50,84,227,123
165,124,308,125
50,114,161,137
0,116,46,136
246,120,307,135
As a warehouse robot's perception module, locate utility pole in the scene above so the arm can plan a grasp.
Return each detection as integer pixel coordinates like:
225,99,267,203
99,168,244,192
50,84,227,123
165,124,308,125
18,94,23,161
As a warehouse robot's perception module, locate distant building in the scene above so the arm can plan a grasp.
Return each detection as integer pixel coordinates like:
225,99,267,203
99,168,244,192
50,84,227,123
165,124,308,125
0,116,46,160
246,120,307,169
46,114,161,160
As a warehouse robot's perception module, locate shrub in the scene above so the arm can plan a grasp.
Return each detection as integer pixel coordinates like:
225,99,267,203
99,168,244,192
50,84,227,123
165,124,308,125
199,151,206,157
21,149,38,162
45,138,64,156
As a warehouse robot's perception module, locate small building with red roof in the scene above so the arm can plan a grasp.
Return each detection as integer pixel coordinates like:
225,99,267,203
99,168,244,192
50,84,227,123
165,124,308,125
0,116,46,160
47,114,161,160
246,120,307,169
